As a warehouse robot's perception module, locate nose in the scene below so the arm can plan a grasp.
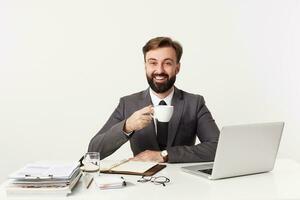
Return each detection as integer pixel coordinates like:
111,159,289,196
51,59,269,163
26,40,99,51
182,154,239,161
156,62,165,73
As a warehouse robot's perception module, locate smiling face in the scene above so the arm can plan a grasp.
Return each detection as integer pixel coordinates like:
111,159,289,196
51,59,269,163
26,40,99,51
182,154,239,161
145,47,180,94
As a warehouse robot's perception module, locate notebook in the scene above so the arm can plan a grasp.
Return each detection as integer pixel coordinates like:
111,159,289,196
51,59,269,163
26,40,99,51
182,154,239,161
100,159,166,176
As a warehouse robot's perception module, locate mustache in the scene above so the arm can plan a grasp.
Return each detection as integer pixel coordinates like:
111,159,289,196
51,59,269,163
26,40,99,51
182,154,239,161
152,73,169,78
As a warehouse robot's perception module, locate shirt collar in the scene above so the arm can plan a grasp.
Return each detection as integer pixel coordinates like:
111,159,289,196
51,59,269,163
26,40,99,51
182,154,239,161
149,87,174,106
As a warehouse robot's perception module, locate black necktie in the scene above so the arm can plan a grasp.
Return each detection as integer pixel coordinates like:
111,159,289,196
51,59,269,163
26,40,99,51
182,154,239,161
157,100,168,150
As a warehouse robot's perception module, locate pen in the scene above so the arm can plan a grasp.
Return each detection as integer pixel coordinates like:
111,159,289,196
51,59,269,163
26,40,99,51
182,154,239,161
78,156,84,167
86,176,94,189
121,176,126,186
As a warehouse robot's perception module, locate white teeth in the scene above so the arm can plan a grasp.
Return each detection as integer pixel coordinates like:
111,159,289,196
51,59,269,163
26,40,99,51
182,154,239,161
155,76,165,80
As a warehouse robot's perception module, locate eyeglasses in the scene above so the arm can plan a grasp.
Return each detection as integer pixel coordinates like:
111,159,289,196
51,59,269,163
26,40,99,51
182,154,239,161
137,176,170,186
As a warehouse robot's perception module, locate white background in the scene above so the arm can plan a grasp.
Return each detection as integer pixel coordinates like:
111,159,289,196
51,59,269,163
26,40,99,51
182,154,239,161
0,0,299,183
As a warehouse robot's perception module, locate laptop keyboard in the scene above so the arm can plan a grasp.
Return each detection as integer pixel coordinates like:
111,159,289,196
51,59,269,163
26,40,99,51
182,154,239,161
198,169,213,175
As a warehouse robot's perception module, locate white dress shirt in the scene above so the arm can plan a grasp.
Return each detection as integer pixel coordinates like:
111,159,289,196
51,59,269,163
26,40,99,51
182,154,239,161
149,87,174,107
149,87,174,134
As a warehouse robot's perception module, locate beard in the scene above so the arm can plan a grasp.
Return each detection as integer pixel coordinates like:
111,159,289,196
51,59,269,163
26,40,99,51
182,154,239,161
146,73,176,93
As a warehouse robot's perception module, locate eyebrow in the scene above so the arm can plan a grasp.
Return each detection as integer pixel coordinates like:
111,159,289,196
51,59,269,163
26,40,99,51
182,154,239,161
164,58,175,62
147,58,157,62
147,58,175,62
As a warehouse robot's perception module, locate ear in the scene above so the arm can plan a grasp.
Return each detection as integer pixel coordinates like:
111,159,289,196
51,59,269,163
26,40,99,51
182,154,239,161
175,63,181,74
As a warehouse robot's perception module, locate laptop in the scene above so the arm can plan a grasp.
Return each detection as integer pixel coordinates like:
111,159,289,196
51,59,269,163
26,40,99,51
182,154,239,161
181,122,284,180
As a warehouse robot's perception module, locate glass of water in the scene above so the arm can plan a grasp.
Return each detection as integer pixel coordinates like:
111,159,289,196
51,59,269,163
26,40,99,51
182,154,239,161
83,152,100,173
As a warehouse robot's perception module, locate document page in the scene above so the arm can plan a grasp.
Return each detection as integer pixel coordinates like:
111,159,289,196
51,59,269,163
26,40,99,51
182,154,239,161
111,160,157,173
9,161,79,180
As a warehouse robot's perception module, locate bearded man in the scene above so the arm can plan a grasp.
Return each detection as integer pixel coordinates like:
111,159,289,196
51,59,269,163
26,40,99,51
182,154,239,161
88,37,220,163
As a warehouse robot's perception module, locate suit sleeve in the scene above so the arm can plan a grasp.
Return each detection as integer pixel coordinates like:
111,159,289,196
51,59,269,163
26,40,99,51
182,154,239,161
88,98,130,160
167,96,220,163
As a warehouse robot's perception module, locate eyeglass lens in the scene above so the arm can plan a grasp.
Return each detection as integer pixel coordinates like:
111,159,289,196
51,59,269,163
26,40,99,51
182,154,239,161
137,176,170,186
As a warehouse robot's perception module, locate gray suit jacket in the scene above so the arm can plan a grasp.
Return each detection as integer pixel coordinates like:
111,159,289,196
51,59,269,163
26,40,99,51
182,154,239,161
88,87,220,163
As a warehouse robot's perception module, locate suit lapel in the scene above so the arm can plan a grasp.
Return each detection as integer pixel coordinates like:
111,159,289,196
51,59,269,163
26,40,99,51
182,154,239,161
140,88,153,107
168,87,184,147
138,89,160,150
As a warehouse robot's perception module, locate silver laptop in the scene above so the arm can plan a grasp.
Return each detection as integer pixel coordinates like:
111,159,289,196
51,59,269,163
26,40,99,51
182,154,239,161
181,122,284,180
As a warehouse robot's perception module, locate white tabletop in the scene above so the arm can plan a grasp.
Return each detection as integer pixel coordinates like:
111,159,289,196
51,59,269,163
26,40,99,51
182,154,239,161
1,158,300,200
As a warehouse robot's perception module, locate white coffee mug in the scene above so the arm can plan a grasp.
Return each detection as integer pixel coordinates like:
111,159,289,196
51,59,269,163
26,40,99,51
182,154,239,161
152,105,174,122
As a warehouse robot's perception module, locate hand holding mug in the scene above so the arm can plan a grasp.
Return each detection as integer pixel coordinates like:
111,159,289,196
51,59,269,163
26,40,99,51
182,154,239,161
124,105,153,133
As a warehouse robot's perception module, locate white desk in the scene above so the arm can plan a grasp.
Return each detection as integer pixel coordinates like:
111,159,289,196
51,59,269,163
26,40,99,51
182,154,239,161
1,159,300,200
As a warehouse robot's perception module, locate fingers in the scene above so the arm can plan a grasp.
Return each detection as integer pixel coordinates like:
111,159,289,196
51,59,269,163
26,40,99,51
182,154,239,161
131,151,147,161
134,119,152,130
139,114,152,121
139,105,153,115
125,105,154,132
130,157,140,161
131,150,163,162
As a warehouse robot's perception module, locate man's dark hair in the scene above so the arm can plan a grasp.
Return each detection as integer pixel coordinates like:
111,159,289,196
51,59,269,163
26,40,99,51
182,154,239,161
142,37,183,63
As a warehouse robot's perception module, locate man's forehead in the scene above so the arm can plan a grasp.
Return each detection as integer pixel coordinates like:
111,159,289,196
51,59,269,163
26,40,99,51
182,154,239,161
145,47,177,61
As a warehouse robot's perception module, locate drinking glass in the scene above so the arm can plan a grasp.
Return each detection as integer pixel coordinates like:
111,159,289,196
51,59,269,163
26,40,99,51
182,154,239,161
83,152,100,173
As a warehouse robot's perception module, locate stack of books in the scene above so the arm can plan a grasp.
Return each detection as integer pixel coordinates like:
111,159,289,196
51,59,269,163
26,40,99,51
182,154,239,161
5,161,82,196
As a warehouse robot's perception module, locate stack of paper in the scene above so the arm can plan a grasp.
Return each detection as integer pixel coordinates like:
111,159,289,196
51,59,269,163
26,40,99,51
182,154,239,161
94,175,126,189
6,161,82,196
